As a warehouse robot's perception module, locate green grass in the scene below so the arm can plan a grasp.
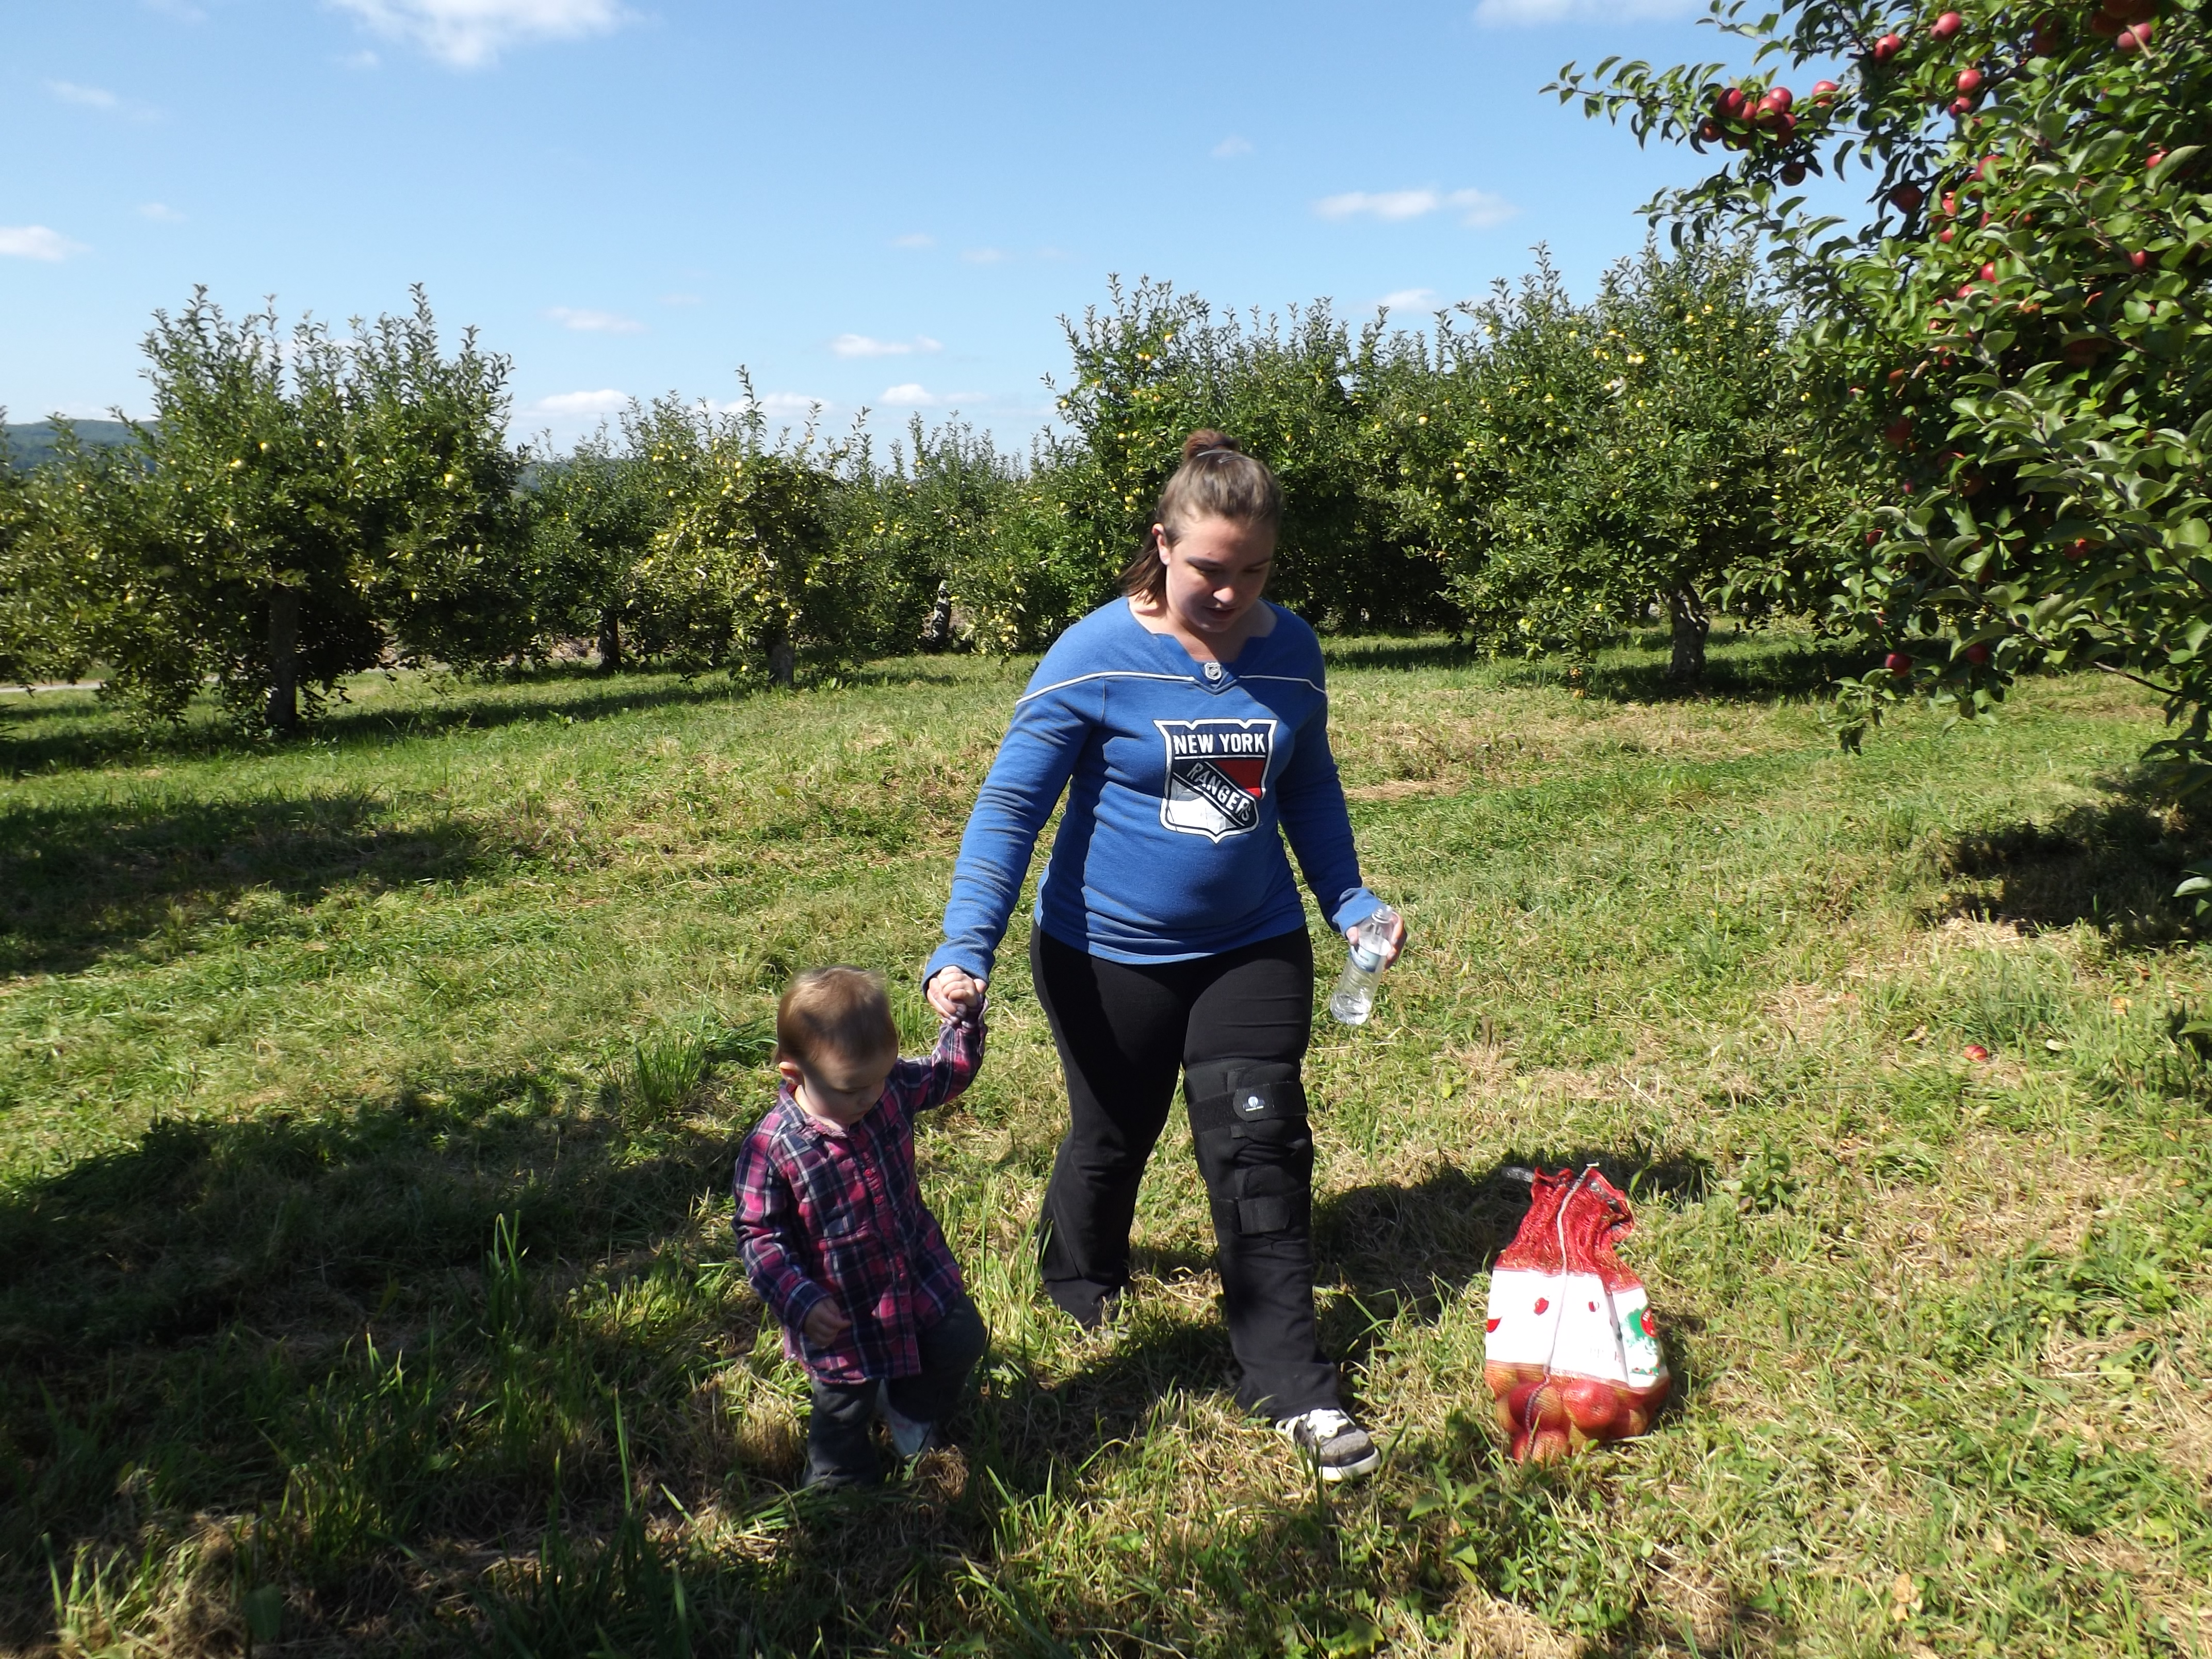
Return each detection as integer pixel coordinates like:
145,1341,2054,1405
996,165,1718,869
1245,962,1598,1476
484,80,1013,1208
3,630,2209,1656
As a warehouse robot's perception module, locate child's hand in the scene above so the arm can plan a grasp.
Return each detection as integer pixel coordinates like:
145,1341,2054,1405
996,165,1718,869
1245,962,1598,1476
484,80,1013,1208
802,1299,853,1347
925,966,986,1020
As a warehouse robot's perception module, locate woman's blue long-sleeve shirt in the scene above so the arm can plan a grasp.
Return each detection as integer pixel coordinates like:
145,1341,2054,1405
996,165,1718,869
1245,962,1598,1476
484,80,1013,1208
925,599,1380,983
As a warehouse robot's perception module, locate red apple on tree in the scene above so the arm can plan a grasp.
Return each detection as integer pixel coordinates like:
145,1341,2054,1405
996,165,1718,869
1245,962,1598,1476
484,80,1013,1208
1810,78,1840,101
2129,249,2150,271
1891,182,1925,211
1782,161,1808,185
1965,642,1991,664
1886,652,1914,674
1931,9,1963,38
1957,67,1983,92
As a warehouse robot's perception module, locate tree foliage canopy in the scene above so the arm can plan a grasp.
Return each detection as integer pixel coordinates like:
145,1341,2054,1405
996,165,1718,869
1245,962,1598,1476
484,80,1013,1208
1556,0,2212,778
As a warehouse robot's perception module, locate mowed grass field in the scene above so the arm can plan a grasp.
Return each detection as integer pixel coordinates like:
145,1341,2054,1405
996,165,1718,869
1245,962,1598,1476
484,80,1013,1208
2,630,2209,1657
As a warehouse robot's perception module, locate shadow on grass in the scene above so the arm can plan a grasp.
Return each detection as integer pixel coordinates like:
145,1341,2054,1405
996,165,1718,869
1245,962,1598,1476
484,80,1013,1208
0,668,765,778
981,1144,1708,1485
0,1062,795,1649
1932,790,2205,949
0,789,499,976
1585,632,1866,705
1,1077,1725,1653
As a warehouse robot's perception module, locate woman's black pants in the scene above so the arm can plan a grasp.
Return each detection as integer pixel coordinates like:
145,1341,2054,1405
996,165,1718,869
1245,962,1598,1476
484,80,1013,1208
1029,924,1339,1419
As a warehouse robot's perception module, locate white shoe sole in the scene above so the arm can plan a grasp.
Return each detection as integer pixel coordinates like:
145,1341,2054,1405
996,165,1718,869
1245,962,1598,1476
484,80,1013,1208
1316,1444,1380,1481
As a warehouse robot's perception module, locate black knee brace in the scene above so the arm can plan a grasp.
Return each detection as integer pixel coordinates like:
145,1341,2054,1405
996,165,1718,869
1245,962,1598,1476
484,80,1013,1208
1184,1060,1314,1237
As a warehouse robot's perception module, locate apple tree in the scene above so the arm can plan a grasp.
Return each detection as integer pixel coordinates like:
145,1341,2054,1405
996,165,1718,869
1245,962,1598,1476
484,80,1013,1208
1373,242,1804,680
1049,278,1450,629
1553,0,2211,785
627,393,865,685
525,423,666,672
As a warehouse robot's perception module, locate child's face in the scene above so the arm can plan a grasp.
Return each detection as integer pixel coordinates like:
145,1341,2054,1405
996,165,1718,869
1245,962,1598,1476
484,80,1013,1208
780,1047,897,1129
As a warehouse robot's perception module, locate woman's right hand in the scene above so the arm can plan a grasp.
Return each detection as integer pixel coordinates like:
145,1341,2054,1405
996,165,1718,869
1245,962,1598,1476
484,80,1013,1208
926,966,986,1019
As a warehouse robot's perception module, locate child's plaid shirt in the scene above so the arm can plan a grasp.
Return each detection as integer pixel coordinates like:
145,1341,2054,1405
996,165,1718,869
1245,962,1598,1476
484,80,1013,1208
732,1011,984,1386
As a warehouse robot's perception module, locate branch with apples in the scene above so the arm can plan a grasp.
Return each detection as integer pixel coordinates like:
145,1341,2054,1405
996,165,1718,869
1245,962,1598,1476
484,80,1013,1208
1552,0,2211,802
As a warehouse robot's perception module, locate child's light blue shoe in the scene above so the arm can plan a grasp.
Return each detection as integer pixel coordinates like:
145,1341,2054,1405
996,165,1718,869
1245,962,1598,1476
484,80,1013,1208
876,1384,935,1458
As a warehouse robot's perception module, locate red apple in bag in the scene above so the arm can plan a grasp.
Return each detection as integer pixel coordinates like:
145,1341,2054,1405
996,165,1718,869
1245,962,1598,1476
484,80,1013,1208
1483,1167,1671,1462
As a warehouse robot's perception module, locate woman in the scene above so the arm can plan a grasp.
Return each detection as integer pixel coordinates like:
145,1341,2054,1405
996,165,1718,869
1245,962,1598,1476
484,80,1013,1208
922,430,1405,1481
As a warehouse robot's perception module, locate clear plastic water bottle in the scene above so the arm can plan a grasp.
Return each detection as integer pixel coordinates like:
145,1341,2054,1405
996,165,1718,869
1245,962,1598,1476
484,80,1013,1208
1328,904,1400,1026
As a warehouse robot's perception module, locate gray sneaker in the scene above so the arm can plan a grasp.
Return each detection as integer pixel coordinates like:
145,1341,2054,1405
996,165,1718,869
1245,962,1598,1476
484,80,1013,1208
1276,1407,1381,1482
876,1384,936,1459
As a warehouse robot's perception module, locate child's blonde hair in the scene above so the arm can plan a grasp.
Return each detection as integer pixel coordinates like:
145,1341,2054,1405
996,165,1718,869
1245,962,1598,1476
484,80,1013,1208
776,967,898,1071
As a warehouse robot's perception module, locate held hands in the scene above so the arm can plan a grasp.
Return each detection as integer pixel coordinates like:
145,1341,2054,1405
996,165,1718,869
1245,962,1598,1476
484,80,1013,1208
925,966,986,1020
802,1298,853,1347
1348,908,1407,968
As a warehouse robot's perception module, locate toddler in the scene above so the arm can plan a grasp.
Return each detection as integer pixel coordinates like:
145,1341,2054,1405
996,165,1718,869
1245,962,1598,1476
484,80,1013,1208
733,965,987,1488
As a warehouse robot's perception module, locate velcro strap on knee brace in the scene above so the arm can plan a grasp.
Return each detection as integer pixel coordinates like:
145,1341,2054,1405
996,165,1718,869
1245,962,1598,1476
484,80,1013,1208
1185,1060,1307,1133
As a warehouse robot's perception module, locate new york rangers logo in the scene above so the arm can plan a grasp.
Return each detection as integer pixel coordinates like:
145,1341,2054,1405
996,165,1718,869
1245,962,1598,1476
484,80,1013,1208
1155,718,1276,842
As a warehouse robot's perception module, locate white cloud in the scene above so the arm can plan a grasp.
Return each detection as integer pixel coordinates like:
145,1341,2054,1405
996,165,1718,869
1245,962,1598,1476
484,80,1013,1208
48,80,119,109
708,392,828,421
891,232,935,249
0,226,90,262
48,80,160,119
961,247,1006,265
530,388,629,416
756,392,826,419
1450,189,1519,228
1473,0,1694,21
1315,189,1439,222
1379,287,1438,311
1212,135,1254,158
545,306,644,334
877,384,984,409
331,0,633,68
1314,187,1518,229
139,202,187,223
831,333,942,359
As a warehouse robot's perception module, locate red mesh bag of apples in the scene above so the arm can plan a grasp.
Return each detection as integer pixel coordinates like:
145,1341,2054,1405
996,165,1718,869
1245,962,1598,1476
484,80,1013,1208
1483,1166,1670,1461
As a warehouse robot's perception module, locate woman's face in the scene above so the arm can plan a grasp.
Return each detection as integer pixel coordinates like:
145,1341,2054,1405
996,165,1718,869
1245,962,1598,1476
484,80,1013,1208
1152,514,1275,637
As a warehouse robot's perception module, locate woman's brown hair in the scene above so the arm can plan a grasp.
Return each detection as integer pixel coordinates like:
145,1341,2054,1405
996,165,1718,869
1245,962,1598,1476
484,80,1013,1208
1120,429,1284,603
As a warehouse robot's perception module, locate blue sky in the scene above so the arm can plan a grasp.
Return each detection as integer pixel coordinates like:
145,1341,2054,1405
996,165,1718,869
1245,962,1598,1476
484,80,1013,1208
5,0,1756,453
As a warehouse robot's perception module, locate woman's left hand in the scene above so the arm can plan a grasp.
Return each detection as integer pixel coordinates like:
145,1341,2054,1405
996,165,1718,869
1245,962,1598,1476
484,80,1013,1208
1347,908,1406,968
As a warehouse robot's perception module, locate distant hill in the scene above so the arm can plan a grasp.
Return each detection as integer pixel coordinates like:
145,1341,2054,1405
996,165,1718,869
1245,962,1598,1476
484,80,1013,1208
3,419,137,469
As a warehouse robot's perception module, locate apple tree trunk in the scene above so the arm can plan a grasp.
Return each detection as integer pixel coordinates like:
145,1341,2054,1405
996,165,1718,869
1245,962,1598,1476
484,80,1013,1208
596,609,624,674
266,587,302,735
1666,589,1707,684
768,636,795,688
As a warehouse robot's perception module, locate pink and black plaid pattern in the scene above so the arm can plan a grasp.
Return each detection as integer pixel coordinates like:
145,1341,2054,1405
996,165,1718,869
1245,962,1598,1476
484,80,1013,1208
733,1012,984,1385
